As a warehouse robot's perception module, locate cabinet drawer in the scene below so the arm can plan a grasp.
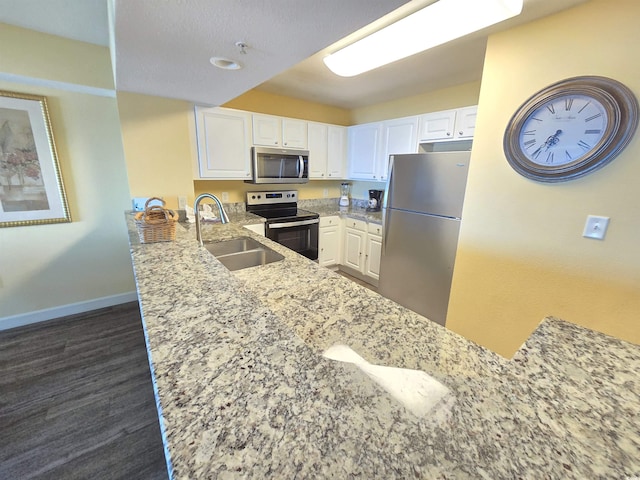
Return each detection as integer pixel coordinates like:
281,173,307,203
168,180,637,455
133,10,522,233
345,218,367,232
368,222,383,236
319,215,340,227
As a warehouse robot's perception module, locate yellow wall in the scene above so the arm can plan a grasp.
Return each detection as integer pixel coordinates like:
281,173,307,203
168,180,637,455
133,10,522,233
224,89,351,125
117,92,196,209
193,180,345,204
0,26,135,319
351,81,481,124
446,0,640,357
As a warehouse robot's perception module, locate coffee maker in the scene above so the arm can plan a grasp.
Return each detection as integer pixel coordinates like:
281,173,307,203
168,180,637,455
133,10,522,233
367,189,384,212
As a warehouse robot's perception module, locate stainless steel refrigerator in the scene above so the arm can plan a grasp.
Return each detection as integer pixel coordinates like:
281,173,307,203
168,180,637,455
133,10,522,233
379,151,471,326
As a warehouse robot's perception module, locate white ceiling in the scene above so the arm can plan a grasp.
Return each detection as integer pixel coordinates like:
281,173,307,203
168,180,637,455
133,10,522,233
0,0,591,109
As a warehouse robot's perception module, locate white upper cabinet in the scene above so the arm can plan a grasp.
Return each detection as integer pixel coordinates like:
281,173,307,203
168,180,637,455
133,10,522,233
418,109,457,142
453,106,478,139
348,123,382,180
308,122,328,178
195,107,252,179
378,116,419,181
417,106,478,142
327,125,346,179
348,116,418,181
302,122,347,180
252,114,308,149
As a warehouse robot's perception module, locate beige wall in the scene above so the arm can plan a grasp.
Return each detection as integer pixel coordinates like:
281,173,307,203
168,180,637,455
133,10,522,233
446,0,640,357
0,26,135,320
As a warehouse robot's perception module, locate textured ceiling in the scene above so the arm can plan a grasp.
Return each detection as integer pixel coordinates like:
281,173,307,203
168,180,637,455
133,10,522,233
0,0,592,109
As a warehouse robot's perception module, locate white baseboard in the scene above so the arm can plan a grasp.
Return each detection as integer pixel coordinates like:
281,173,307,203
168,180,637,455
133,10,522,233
0,292,139,331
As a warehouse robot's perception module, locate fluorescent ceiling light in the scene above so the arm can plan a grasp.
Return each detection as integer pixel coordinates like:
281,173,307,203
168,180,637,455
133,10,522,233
323,0,523,77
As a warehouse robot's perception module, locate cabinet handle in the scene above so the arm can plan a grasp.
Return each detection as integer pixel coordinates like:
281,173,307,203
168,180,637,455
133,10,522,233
321,173,324,176
459,131,463,135
446,132,451,136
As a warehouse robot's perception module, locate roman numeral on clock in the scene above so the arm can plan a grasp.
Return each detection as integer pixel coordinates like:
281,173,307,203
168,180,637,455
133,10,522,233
565,98,573,111
578,140,591,150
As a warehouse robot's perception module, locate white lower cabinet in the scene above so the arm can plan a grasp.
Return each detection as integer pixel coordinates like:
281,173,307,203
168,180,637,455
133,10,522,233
318,216,341,267
340,218,382,284
343,219,367,271
364,223,383,280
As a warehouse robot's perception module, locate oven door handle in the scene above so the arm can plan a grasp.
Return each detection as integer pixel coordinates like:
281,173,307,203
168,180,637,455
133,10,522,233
269,218,319,229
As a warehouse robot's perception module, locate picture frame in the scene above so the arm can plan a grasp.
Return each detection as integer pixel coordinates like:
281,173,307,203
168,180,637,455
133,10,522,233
0,90,70,227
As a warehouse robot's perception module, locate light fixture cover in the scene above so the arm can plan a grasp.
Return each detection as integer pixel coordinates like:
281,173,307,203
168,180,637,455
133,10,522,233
210,56,243,70
323,0,523,77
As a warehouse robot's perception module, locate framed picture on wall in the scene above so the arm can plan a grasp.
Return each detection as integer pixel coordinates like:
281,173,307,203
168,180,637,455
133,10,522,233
0,90,70,227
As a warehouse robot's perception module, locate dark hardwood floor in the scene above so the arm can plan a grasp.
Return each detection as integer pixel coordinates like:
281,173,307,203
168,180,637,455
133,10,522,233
0,302,169,479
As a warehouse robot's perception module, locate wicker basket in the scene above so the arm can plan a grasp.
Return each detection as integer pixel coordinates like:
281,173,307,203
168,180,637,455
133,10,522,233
134,197,178,243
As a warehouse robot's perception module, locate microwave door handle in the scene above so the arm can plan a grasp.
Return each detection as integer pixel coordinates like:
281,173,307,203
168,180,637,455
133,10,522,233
298,156,304,178
279,158,285,178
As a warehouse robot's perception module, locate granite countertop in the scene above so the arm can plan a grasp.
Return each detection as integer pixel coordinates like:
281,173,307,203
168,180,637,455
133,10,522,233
127,212,640,480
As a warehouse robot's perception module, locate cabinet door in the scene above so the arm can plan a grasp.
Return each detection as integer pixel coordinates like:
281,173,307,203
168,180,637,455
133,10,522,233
380,116,418,181
308,122,328,179
418,110,457,142
365,234,382,280
195,107,252,179
252,114,281,146
343,228,365,271
348,123,381,180
319,225,341,266
282,118,308,148
327,125,346,179
453,106,477,139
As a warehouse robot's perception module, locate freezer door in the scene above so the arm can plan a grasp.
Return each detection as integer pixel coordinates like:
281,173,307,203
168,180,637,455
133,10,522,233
386,151,470,218
379,208,460,326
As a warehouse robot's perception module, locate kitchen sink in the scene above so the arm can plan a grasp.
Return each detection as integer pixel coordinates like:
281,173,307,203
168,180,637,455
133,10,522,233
203,236,284,271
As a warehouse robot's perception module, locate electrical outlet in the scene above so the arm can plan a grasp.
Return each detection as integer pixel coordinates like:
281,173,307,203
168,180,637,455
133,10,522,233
323,188,329,198
583,215,610,240
178,196,187,209
222,192,229,202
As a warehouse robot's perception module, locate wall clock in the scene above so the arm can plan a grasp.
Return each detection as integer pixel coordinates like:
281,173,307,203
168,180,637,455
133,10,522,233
503,76,638,182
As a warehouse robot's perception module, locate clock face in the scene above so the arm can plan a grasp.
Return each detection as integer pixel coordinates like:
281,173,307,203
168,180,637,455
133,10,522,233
503,76,638,182
518,94,608,166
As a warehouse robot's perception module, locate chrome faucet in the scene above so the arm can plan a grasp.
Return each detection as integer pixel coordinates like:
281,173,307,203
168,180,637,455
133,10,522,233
194,193,230,246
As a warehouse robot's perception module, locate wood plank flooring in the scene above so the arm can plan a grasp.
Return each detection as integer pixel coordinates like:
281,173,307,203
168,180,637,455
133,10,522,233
0,302,168,480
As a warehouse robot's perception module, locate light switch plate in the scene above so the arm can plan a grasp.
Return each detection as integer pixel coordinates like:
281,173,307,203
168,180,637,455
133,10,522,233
583,215,610,240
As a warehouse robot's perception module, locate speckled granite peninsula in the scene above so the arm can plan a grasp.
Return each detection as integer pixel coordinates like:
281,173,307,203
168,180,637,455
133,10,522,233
126,208,640,479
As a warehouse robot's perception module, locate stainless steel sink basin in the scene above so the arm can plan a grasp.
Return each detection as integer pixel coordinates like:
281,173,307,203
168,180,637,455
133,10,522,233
203,236,284,271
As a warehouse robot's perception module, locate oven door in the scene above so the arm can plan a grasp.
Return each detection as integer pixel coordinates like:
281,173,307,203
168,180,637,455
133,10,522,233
266,217,319,260
249,147,309,184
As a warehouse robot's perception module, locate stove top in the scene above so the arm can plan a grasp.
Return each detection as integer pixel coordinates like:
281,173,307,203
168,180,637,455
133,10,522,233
253,207,318,221
246,190,318,222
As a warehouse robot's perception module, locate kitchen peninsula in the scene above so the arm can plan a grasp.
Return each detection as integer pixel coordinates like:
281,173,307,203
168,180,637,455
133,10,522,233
126,211,640,479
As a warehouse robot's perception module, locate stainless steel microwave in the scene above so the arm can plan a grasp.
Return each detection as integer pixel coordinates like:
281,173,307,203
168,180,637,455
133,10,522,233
246,146,309,184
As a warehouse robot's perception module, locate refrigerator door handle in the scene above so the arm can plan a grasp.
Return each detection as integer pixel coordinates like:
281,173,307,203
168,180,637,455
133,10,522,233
383,155,394,211
382,155,394,255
